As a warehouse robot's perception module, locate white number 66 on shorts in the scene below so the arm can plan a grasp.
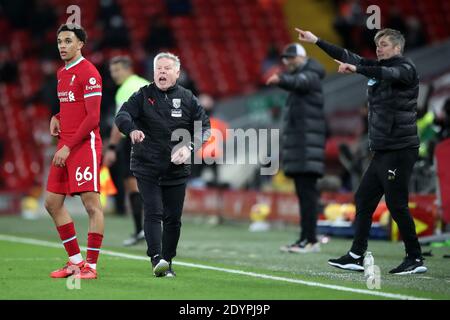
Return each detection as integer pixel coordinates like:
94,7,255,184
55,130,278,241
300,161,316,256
75,166,93,182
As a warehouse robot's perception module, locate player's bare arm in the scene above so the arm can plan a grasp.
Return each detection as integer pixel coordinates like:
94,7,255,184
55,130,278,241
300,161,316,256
50,115,61,136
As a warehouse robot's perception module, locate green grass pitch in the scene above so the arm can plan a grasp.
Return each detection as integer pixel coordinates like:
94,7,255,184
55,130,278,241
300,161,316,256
0,214,449,300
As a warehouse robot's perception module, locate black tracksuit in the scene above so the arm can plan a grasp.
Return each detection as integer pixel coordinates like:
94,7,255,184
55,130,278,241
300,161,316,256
316,39,422,258
115,82,210,261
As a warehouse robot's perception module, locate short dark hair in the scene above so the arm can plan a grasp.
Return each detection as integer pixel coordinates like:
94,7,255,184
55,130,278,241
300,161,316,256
57,24,87,43
109,55,133,69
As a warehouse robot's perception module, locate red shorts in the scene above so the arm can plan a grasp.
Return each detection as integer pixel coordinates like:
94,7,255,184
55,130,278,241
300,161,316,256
47,139,102,195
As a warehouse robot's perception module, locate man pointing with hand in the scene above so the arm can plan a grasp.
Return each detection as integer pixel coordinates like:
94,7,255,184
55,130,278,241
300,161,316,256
295,27,426,275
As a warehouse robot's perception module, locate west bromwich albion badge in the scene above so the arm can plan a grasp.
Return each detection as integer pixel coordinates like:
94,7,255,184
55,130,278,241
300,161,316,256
172,98,181,108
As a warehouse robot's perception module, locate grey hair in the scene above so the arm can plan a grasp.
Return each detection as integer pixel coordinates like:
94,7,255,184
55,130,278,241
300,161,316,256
153,52,181,71
374,28,405,53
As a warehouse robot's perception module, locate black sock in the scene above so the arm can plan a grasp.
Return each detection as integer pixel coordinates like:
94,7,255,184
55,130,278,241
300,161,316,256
129,192,143,234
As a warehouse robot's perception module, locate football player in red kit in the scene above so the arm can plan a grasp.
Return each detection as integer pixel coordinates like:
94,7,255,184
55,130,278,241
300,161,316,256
45,24,104,280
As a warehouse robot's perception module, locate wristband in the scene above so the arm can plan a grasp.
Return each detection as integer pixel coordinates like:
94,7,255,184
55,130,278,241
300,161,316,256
108,144,117,151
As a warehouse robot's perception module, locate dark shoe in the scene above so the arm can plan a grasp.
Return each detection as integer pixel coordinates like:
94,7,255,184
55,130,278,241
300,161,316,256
280,239,303,252
328,252,364,271
165,262,176,277
123,230,145,246
151,255,169,277
389,256,427,275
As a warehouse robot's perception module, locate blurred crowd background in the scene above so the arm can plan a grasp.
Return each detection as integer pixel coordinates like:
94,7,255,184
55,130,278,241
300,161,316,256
1,0,450,233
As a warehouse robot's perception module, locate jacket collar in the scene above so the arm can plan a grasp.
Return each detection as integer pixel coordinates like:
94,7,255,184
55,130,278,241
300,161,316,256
379,55,403,66
155,82,178,93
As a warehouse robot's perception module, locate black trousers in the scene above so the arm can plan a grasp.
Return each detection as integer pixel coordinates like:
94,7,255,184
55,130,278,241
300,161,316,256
350,148,422,258
293,173,320,243
136,177,186,261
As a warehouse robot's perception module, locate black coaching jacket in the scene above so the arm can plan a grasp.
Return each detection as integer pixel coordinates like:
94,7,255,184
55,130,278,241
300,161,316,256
278,58,327,177
115,82,210,185
317,39,420,151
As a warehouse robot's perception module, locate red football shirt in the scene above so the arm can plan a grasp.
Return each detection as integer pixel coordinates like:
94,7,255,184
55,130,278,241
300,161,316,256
56,56,102,149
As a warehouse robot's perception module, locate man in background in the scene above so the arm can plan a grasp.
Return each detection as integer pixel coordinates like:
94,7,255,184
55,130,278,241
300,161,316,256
103,56,149,246
266,43,326,253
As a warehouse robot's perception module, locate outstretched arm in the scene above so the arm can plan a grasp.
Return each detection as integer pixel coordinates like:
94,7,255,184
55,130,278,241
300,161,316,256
295,28,376,66
355,63,416,83
334,59,415,84
266,70,320,93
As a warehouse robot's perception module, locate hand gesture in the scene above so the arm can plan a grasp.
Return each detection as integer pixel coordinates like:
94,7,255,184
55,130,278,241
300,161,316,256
334,59,356,74
171,145,191,165
52,145,70,167
266,73,280,85
295,28,318,44
50,116,61,137
130,130,145,144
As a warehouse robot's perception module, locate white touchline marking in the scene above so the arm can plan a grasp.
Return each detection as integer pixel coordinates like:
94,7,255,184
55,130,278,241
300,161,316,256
0,234,431,300
1,257,61,261
417,276,435,280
